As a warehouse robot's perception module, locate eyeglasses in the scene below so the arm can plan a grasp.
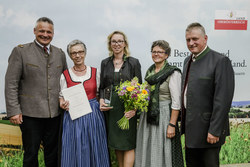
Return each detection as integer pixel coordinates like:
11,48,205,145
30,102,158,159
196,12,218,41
70,50,85,57
111,40,124,45
151,51,166,55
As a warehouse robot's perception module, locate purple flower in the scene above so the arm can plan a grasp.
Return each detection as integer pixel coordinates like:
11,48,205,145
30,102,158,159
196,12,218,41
123,86,127,90
131,94,138,98
119,90,126,96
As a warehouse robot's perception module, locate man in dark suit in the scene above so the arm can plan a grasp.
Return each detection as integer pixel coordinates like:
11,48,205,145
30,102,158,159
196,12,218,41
5,17,67,167
181,22,234,167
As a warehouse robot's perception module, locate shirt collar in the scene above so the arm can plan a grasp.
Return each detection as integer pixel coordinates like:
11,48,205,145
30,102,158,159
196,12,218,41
35,40,51,54
192,45,207,61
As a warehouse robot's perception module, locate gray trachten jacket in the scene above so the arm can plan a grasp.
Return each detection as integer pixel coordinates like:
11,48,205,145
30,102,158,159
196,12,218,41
5,41,67,118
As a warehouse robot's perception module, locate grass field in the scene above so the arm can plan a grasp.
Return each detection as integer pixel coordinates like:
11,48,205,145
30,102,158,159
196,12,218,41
0,121,249,166
220,122,249,164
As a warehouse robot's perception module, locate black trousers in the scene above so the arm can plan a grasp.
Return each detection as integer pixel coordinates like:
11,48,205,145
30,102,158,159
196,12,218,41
185,146,221,167
20,116,60,167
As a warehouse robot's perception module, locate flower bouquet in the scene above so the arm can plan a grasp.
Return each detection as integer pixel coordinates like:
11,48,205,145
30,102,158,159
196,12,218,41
116,77,150,130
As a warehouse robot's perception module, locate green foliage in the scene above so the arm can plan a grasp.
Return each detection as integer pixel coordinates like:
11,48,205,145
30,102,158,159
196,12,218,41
0,148,44,167
1,123,249,166
219,123,250,164
229,112,250,118
229,108,250,118
0,120,13,126
109,149,119,167
230,108,242,113
110,122,250,166
180,122,249,166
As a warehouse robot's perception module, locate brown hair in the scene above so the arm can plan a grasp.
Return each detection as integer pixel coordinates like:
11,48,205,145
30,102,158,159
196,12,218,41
151,40,171,56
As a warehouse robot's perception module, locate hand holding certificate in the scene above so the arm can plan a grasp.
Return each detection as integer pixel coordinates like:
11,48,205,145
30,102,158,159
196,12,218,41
61,84,92,120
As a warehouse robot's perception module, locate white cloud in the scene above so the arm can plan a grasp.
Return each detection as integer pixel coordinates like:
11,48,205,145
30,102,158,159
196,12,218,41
5,9,14,18
0,6,37,29
10,10,37,28
108,0,142,7
0,5,4,18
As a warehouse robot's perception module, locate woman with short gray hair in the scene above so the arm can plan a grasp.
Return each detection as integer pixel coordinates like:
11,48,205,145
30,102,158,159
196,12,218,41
59,39,110,167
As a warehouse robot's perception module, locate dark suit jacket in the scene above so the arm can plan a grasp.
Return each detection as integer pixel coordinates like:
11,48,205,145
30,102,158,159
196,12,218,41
181,47,234,148
99,55,142,99
5,41,67,118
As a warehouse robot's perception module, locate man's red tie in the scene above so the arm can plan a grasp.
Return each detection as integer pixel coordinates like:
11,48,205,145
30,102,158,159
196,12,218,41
43,46,48,54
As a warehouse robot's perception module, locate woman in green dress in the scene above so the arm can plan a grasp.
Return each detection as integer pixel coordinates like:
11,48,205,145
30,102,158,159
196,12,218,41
99,31,142,167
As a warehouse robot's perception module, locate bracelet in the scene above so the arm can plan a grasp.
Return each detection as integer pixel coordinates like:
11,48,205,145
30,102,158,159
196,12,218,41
168,123,176,128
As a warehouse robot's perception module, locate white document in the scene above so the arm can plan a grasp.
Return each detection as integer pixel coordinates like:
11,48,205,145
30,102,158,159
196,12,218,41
61,84,92,120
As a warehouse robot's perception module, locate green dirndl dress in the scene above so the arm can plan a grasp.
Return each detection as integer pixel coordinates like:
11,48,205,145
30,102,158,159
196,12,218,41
104,72,137,150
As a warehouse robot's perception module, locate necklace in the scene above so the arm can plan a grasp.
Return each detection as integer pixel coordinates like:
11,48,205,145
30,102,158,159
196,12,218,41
114,59,123,66
73,65,86,72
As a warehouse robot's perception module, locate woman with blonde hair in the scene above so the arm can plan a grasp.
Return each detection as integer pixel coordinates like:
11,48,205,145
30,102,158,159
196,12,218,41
99,31,142,167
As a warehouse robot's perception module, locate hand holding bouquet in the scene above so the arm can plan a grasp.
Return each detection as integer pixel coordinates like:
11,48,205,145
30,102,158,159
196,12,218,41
116,77,150,130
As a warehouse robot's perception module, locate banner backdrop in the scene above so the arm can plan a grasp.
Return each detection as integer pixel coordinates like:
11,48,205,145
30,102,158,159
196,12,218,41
0,1,250,112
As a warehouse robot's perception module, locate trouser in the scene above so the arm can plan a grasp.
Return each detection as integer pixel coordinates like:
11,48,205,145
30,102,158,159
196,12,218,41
20,115,60,167
185,146,221,167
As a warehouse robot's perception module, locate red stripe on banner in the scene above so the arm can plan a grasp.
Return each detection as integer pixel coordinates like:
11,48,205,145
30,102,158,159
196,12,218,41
214,19,248,30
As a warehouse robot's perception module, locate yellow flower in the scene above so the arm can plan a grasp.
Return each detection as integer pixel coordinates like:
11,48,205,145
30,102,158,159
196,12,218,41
142,89,148,95
126,86,135,91
244,138,248,141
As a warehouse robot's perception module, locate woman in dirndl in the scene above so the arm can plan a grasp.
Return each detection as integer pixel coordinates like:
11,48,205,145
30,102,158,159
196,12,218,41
59,39,110,167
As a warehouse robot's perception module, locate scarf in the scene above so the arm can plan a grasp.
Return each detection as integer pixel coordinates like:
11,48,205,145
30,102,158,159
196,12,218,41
145,61,181,125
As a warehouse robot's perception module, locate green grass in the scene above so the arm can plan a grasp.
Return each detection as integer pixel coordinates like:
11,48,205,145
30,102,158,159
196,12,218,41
181,122,250,165
0,120,13,126
0,122,249,166
219,123,250,164
0,148,44,167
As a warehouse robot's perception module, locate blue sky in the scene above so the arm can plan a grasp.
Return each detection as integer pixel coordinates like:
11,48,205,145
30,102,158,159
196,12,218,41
0,0,249,111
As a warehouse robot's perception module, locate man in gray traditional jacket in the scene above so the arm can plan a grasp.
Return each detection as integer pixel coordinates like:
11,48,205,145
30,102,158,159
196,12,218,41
5,17,67,167
181,22,234,167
